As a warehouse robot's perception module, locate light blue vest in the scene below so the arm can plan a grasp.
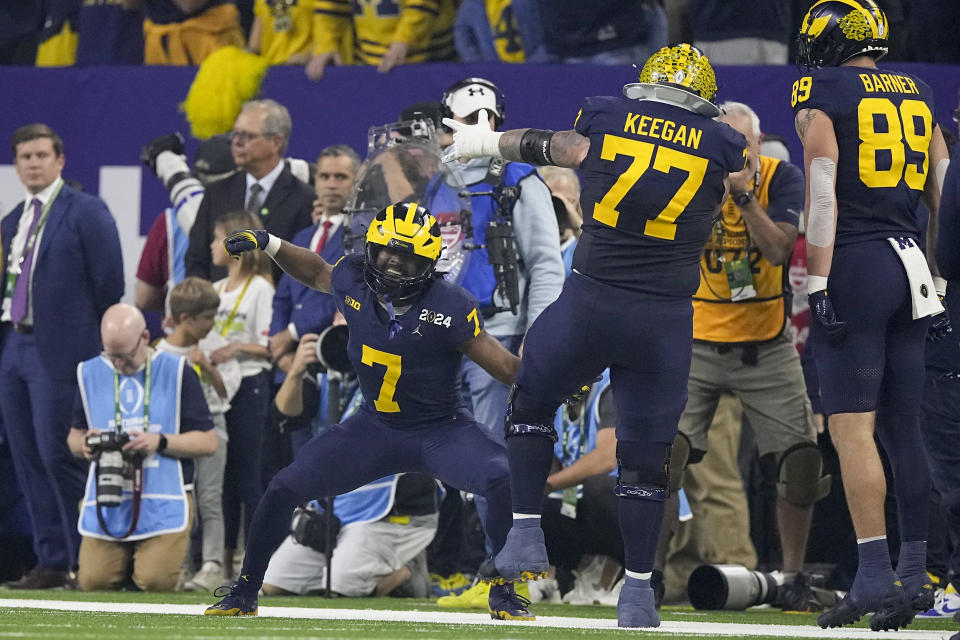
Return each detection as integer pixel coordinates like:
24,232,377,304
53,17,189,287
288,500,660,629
78,351,190,541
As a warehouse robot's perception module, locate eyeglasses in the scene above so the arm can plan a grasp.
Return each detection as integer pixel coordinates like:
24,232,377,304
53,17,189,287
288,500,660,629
103,335,143,366
229,130,271,144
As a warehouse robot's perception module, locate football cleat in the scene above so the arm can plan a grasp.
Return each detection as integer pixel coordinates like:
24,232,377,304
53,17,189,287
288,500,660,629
493,521,550,583
899,571,935,613
204,575,259,616
437,580,490,608
817,575,909,630
617,576,660,628
431,572,472,598
917,583,960,618
488,582,535,621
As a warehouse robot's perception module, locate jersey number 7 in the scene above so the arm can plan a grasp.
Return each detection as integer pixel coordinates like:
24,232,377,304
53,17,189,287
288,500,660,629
361,345,401,413
593,134,709,240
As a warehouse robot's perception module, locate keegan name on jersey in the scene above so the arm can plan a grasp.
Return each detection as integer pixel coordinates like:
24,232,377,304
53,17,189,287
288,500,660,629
331,254,483,426
572,95,748,297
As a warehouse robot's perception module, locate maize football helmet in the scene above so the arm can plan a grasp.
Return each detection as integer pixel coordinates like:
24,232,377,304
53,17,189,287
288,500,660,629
364,201,442,304
795,0,889,69
623,44,720,117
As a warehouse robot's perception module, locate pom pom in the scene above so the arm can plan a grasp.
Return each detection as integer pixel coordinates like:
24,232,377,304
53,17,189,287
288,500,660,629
181,46,269,140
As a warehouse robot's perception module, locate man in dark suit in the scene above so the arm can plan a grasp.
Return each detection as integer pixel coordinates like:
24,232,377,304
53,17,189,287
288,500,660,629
0,123,124,588
185,99,314,282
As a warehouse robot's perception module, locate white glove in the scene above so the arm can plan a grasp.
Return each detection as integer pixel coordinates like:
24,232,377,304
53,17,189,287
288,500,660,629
441,109,503,163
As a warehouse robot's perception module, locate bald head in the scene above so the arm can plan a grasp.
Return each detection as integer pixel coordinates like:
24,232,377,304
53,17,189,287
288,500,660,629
102,304,149,373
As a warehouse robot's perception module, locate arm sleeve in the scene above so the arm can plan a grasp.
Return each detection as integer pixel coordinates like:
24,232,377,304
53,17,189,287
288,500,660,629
136,213,170,287
185,192,213,279
766,161,804,226
312,0,352,55
513,173,565,331
393,0,441,46
179,366,214,433
78,197,125,317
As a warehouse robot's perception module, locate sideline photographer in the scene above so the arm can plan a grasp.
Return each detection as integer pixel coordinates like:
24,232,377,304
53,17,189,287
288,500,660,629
66,304,217,592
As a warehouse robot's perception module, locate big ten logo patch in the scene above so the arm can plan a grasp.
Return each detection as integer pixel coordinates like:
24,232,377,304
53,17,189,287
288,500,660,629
345,295,361,311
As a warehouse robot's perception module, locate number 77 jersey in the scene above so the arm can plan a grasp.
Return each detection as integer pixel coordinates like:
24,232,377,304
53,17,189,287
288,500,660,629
791,66,936,247
573,95,748,297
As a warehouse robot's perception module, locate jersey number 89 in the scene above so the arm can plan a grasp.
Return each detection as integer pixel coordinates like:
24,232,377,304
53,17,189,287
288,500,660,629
857,98,932,191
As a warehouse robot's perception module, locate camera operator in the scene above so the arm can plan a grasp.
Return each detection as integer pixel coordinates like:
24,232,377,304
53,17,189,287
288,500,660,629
66,304,217,592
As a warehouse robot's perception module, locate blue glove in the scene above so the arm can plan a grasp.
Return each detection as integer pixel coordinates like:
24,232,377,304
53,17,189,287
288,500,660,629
928,307,952,342
808,290,847,339
224,229,269,259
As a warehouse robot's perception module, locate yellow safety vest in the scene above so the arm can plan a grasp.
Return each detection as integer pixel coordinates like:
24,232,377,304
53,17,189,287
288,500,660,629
693,155,791,344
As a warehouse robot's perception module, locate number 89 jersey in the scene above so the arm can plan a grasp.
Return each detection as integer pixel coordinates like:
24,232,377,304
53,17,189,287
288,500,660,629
573,95,748,297
331,254,484,427
791,66,936,246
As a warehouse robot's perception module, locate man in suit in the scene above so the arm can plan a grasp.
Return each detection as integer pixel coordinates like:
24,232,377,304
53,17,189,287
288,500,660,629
0,123,124,588
185,99,314,282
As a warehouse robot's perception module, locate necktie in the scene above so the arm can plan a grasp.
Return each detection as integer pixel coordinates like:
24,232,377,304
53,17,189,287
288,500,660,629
10,199,42,324
246,183,264,214
316,220,333,255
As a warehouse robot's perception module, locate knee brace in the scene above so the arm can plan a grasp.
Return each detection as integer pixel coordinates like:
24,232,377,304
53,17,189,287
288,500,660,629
776,442,832,506
503,383,558,442
615,440,671,502
668,433,692,493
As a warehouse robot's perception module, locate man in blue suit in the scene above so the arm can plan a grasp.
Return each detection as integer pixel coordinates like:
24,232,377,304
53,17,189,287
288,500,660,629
0,124,124,588
268,146,357,456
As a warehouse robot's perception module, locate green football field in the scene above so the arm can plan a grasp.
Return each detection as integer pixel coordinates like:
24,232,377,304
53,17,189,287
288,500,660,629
0,590,957,640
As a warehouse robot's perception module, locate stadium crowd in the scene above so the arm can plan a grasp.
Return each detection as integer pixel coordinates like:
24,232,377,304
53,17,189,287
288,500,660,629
1,0,960,635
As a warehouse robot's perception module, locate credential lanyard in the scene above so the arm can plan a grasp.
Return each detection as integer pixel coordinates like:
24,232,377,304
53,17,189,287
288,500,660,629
4,180,63,298
113,353,151,434
218,275,253,337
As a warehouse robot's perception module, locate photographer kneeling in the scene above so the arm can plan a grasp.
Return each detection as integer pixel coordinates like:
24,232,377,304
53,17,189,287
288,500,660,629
67,304,217,592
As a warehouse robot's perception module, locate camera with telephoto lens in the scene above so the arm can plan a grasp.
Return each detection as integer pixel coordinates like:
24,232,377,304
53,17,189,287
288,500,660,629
85,431,137,507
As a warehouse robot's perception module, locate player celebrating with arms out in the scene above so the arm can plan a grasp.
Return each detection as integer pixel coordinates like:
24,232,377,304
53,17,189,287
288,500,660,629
444,44,748,628
791,0,950,631
205,202,535,621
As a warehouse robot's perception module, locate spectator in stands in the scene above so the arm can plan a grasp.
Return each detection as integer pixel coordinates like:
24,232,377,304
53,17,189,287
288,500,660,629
154,278,241,592
1,123,124,589
261,335,438,597
127,0,244,65
454,0,548,63
76,0,144,65
664,102,827,610
306,0,456,80
67,304,217,591
186,99,314,282
537,166,582,277
246,0,313,65
35,0,79,67
208,210,275,579
534,0,667,64
689,0,793,64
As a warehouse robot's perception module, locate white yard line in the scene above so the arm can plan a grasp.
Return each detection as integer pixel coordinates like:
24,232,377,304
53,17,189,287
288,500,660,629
0,599,954,639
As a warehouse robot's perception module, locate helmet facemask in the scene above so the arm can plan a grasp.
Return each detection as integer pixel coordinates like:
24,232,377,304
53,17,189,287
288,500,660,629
364,243,437,306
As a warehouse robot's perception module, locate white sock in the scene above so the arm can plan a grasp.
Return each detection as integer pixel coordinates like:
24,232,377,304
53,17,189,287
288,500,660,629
512,513,540,520
625,570,652,581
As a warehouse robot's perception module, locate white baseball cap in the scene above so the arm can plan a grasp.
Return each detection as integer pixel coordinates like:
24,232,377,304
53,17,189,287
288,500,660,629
443,78,504,121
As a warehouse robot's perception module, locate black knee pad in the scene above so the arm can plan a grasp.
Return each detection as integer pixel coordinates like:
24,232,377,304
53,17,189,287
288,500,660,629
503,383,558,442
615,440,671,502
668,432,691,493
776,442,832,506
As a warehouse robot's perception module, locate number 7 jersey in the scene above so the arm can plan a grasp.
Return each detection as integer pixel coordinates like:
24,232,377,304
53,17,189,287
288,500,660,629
791,66,936,246
573,95,748,297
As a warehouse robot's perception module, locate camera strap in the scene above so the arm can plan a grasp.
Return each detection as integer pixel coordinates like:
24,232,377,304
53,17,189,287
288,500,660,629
96,460,143,539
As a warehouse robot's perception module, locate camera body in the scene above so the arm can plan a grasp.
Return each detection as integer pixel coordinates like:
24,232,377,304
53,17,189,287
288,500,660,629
86,431,137,507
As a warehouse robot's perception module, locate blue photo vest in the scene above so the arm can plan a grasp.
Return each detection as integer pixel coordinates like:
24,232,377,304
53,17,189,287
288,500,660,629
77,351,190,541
165,207,188,287
460,161,538,311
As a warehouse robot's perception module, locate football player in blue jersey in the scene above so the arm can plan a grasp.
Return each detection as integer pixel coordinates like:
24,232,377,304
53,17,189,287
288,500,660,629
790,0,951,631
444,43,748,628
204,202,536,621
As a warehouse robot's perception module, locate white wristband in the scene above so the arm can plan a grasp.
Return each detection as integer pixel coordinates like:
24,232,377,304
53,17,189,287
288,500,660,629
264,233,281,258
933,276,947,298
807,275,828,294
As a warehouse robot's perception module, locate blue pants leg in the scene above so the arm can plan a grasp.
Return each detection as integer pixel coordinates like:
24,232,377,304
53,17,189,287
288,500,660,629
0,332,85,570
223,371,270,549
